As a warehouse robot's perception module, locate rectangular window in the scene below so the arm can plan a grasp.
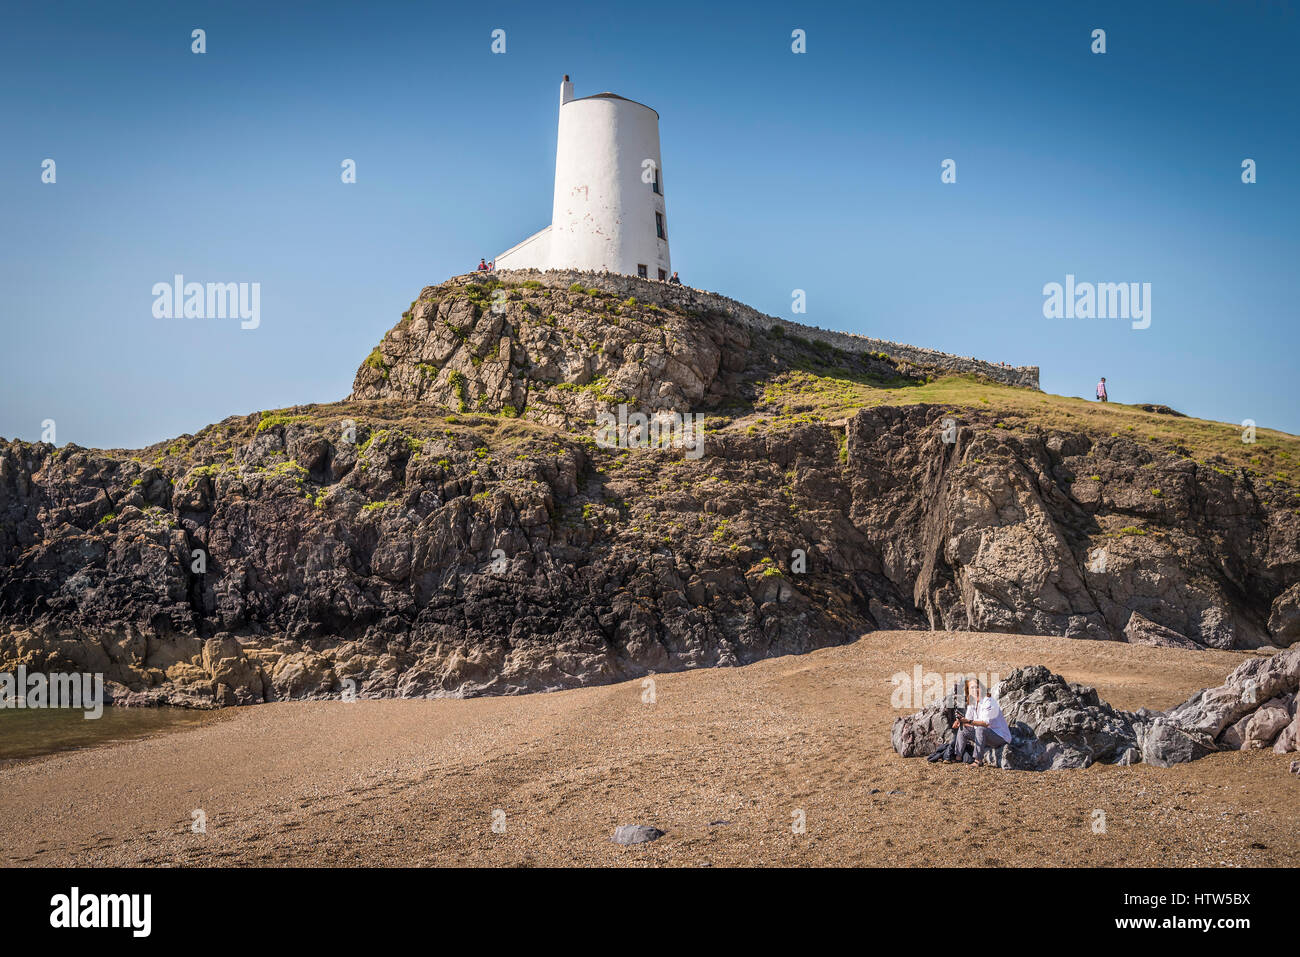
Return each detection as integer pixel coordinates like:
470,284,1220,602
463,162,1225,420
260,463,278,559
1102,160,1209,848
658,269,667,281
637,264,648,278
655,212,665,240
653,167,661,195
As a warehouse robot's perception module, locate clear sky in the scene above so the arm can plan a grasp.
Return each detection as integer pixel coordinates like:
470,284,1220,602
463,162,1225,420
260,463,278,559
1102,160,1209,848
2,0,1297,449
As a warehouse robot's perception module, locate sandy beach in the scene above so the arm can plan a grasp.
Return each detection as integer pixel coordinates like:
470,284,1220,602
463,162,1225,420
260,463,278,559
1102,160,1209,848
0,630,1294,867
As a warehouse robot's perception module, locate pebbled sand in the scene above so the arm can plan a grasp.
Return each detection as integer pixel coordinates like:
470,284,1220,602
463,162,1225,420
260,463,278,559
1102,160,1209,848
0,630,1294,867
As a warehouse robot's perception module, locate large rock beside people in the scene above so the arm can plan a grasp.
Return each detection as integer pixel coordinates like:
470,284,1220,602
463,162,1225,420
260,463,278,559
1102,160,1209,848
893,646,1300,769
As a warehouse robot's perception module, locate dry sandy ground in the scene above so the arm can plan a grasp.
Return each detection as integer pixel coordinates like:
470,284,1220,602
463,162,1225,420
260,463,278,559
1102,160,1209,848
0,630,1295,867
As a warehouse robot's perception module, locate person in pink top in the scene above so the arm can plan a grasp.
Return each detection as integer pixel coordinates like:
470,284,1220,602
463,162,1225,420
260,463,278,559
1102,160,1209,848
1096,377,1108,402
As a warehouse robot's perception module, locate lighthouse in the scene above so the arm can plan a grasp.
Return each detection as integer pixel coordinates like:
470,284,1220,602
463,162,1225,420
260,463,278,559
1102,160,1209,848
494,76,671,280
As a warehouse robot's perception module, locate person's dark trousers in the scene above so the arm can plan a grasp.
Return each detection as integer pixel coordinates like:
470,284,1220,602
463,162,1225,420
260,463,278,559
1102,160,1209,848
953,725,1008,764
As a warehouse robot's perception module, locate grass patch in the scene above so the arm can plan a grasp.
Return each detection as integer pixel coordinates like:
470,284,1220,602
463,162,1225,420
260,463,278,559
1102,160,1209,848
448,370,470,413
364,347,389,379
256,413,309,433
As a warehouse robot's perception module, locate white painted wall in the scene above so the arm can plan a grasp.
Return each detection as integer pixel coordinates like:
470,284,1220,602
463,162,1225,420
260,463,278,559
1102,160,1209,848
495,78,670,278
494,225,551,271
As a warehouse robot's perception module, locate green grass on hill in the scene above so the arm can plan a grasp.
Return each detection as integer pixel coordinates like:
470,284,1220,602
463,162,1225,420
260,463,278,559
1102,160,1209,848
759,371,1300,486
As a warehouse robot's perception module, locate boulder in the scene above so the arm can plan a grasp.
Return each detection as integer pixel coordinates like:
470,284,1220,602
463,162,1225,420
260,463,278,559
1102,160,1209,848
1162,648,1300,740
611,825,664,845
271,652,336,699
1217,713,1254,750
891,688,960,758
1272,711,1298,754
1123,612,1201,650
201,634,265,703
1136,719,1217,768
1242,695,1293,749
992,667,1139,769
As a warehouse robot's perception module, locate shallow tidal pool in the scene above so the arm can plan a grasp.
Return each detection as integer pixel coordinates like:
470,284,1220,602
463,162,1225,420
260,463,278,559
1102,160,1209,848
0,706,216,762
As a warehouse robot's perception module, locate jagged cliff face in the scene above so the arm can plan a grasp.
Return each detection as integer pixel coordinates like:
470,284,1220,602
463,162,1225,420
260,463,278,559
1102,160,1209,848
1,275,1297,706
849,406,1296,646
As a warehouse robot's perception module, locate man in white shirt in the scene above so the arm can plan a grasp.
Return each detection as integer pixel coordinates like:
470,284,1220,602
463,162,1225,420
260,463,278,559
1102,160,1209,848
951,678,1011,767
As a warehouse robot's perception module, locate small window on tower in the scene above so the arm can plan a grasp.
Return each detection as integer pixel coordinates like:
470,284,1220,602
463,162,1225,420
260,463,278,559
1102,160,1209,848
652,167,661,195
655,212,665,240
658,269,667,281
637,264,648,278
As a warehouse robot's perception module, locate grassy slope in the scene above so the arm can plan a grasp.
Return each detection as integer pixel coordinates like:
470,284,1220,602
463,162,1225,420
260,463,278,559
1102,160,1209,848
758,367,1300,490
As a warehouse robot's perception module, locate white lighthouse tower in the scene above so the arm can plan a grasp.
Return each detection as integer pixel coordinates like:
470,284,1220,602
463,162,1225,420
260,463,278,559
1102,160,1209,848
494,76,671,279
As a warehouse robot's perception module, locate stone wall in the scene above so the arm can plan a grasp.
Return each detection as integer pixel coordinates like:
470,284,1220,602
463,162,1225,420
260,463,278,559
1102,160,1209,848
461,269,1040,390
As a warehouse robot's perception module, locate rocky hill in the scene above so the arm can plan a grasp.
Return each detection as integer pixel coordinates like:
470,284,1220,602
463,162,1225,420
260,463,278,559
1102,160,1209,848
2,271,1298,706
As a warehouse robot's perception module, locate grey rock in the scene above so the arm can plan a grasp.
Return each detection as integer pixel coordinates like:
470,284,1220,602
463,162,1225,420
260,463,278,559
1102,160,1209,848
891,689,959,758
611,824,665,845
1137,718,1217,768
994,666,1138,769
1117,747,1140,765
1217,713,1254,750
1243,696,1293,749
1123,612,1201,650
1163,648,1300,739
1272,711,1298,754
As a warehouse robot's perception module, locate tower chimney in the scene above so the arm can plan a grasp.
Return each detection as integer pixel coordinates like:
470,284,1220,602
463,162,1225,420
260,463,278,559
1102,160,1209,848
560,74,574,106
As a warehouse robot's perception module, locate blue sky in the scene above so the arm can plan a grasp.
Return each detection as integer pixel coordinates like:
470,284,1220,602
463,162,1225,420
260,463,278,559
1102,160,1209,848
2,0,1297,448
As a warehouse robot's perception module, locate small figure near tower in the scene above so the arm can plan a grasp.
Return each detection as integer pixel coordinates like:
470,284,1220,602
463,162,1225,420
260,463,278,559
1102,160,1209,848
494,76,671,279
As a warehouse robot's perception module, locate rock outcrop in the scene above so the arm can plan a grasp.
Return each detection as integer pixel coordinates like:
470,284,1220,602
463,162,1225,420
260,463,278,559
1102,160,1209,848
893,647,1300,769
1,273,1298,706
892,666,1142,770
1160,645,1300,759
350,270,1040,402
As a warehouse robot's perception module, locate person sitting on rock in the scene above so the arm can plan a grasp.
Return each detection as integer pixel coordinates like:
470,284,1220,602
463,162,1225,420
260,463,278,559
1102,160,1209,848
668,271,681,284
477,258,489,271
950,678,1011,768
1096,377,1108,402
